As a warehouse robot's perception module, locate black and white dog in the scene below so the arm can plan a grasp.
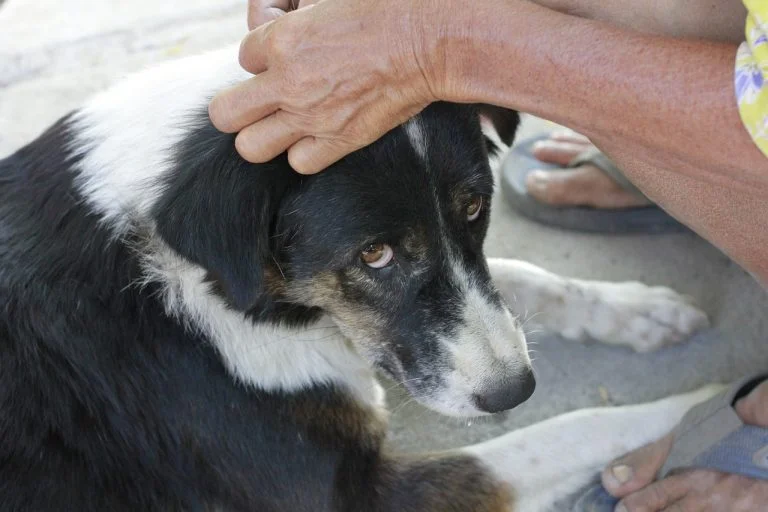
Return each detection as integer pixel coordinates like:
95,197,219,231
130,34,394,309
0,45,714,511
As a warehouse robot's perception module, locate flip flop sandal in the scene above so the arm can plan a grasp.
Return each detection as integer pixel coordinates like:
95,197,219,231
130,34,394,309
573,374,768,511
500,135,690,234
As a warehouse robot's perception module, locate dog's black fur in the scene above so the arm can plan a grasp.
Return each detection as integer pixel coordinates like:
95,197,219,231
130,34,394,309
0,94,519,511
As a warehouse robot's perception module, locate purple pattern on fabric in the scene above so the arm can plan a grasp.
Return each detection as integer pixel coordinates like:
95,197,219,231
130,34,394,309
736,63,764,102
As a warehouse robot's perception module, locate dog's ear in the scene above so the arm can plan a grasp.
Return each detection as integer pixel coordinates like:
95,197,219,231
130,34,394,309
476,104,520,156
153,124,300,311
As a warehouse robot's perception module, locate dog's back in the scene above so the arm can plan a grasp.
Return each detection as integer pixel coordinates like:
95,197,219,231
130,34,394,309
0,116,205,509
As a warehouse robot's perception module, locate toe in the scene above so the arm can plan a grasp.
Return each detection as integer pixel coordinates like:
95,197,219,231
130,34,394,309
531,139,591,165
549,131,592,144
602,434,675,498
526,166,650,208
526,169,573,205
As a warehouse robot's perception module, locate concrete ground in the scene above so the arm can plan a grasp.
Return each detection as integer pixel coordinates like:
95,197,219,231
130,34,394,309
3,0,768,470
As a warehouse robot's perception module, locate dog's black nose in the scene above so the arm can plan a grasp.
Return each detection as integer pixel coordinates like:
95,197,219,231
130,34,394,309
473,368,536,413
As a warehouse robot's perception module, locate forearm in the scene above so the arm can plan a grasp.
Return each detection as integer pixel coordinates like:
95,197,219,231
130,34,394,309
437,1,767,190
433,1,768,281
530,0,746,43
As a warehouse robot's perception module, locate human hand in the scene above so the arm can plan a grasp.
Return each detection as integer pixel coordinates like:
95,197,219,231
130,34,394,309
210,0,443,174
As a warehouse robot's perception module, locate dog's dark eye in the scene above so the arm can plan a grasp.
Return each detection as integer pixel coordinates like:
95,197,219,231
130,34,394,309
467,196,483,221
361,243,394,269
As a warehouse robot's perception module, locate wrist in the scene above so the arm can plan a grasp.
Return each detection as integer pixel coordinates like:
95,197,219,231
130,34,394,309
405,0,451,103
418,0,487,103
425,0,556,105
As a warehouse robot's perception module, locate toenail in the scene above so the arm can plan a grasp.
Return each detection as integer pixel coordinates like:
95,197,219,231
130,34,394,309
609,464,634,486
527,171,549,189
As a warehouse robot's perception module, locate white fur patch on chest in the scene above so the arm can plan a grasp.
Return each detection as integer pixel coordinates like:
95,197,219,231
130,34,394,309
142,240,385,410
66,44,385,410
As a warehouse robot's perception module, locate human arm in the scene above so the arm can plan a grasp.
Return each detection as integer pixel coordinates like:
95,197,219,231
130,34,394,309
209,0,768,281
436,0,768,280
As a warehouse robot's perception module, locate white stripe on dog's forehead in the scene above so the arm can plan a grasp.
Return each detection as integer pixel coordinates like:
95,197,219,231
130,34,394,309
404,118,427,161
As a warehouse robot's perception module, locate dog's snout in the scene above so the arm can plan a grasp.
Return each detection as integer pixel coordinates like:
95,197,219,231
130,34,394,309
472,368,536,414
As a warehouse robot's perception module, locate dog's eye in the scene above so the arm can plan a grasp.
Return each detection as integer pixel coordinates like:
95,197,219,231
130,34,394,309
361,243,394,269
467,196,483,221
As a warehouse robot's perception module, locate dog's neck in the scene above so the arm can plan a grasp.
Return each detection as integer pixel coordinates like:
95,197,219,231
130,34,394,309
70,46,246,234
66,45,385,410
142,237,386,409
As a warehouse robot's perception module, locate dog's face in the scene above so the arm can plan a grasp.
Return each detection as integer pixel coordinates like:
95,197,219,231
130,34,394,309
156,102,533,416
277,104,533,416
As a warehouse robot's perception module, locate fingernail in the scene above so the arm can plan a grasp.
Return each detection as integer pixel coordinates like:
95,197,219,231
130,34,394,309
615,504,628,512
610,464,634,485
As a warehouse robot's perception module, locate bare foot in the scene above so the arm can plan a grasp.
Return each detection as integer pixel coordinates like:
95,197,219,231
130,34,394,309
602,380,768,511
526,132,650,209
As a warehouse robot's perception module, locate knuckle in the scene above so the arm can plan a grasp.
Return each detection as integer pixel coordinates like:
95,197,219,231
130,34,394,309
265,25,292,58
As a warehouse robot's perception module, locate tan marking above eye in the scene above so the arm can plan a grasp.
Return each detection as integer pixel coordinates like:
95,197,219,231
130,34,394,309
361,243,394,269
467,196,483,221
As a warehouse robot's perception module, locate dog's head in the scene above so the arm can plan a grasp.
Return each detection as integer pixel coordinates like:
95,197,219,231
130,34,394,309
155,102,533,416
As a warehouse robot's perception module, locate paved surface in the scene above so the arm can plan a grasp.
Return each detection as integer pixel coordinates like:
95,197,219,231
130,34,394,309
3,0,768,463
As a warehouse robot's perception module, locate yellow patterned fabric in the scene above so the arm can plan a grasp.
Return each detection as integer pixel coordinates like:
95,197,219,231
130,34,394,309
736,1,768,157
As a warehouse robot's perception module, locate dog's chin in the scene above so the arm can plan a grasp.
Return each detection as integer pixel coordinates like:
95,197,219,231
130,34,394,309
405,388,491,418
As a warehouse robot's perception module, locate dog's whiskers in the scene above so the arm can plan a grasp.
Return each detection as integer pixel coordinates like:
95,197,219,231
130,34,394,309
271,256,286,280
381,377,424,394
390,396,418,416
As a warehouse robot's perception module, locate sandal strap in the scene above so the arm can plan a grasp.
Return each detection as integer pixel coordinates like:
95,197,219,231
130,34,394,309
660,374,768,480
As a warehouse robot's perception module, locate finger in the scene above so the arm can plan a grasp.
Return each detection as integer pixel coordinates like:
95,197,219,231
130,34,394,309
287,137,359,175
531,140,594,165
234,111,304,163
247,0,292,30
208,73,280,134
617,474,700,512
239,21,276,74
